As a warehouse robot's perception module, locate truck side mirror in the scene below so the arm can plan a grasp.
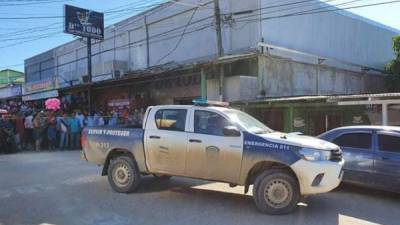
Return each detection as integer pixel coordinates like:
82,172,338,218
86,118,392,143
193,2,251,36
223,126,241,137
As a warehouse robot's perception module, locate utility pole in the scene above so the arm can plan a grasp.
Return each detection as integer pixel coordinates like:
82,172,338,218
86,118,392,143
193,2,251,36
87,37,92,113
144,15,150,68
214,0,224,101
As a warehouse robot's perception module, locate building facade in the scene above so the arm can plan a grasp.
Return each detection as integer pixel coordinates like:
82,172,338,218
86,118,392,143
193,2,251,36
0,69,24,103
23,0,399,129
0,69,24,87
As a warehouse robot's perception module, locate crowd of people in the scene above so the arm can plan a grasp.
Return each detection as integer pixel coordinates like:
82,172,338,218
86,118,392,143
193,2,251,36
0,100,146,153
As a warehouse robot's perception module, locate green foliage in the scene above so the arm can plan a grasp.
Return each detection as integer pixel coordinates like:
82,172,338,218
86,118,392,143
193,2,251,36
385,35,400,91
393,36,400,57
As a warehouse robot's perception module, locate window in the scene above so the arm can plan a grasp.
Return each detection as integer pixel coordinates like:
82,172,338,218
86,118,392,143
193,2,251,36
333,133,372,149
155,109,186,131
378,134,400,153
194,110,232,136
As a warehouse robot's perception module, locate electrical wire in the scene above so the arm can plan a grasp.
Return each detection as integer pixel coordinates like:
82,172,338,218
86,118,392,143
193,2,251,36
155,7,199,64
2,0,399,70
234,0,400,24
0,0,73,7
232,0,359,22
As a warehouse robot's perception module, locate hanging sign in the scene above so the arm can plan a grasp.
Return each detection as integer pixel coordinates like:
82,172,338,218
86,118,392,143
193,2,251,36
64,4,104,40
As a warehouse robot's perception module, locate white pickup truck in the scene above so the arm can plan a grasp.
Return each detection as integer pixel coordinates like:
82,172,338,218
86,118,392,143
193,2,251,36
81,101,344,214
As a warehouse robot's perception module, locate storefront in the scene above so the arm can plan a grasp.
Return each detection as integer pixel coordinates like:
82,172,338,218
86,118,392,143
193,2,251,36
22,77,59,108
57,84,89,113
233,93,400,136
0,85,22,102
0,85,23,112
91,71,201,115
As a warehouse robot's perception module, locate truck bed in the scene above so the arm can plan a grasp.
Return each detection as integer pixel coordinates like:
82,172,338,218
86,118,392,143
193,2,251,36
82,127,146,170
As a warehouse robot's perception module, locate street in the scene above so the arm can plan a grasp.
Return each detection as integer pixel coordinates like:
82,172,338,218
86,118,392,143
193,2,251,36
0,151,399,225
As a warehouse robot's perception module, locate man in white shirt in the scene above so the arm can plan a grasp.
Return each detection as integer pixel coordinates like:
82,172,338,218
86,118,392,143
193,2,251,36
24,113,34,150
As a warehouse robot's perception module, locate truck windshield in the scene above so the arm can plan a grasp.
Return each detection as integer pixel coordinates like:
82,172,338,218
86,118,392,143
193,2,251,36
225,109,273,134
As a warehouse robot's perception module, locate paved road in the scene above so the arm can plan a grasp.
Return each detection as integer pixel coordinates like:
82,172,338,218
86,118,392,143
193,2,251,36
0,151,399,225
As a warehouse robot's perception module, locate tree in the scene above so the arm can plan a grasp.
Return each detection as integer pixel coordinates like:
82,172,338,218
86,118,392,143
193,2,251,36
385,35,400,91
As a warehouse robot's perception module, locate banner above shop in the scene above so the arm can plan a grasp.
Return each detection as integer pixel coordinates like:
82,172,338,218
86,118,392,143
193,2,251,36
0,85,22,99
24,77,58,95
22,90,59,102
64,4,104,40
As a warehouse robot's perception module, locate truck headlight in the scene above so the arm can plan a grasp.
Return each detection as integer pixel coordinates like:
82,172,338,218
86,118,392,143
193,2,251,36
298,148,331,161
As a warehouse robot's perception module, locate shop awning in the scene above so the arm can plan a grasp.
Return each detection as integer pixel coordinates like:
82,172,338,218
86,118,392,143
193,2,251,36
0,85,22,100
233,92,400,126
22,90,59,101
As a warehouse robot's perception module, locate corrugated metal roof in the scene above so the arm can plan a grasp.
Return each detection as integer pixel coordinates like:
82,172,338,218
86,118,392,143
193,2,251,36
233,93,400,105
327,93,400,100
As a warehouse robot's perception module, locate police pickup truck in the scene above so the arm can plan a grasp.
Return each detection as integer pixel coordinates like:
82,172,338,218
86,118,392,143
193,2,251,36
81,100,344,214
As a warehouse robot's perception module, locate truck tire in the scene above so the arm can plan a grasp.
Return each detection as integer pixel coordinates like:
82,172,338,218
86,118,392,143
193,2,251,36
252,169,300,215
107,155,141,193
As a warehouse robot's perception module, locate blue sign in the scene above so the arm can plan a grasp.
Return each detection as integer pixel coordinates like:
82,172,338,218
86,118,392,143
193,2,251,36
64,5,104,40
22,90,58,101
0,85,22,99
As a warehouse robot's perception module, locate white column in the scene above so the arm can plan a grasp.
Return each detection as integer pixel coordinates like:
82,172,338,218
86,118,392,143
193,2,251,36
382,103,388,126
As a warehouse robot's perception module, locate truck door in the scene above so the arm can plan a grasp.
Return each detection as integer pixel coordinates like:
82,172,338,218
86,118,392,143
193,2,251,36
374,131,400,185
144,108,188,176
186,109,243,183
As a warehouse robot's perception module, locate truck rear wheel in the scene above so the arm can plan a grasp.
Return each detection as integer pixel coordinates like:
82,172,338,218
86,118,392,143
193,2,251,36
252,169,300,215
107,155,141,193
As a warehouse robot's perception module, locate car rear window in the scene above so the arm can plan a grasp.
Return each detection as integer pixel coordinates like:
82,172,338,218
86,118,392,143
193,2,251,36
333,133,372,149
378,134,400,153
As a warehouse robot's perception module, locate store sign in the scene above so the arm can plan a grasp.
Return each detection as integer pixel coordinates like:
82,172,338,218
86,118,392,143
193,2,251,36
0,85,22,99
22,90,59,102
64,5,104,40
108,99,130,107
24,78,58,94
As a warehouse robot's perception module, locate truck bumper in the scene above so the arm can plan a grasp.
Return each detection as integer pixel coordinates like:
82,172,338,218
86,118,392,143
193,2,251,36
290,159,344,195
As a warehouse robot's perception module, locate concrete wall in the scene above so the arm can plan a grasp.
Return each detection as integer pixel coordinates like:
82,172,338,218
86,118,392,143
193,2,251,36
207,75,258,102
259,0,398,70
206,55,386,102
258,55,386,98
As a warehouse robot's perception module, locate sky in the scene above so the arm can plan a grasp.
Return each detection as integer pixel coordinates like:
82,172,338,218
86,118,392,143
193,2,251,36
0,0,400,72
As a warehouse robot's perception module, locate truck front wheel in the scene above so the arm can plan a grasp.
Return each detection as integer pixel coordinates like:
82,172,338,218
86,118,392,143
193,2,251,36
252,169,300,214
107,155,141,193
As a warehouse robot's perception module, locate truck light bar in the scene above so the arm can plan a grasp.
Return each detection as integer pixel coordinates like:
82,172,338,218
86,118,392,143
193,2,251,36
192,99,229,107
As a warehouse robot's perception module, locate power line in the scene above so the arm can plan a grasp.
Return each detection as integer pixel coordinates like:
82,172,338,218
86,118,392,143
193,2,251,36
0,1,214,48
2,0,398,70
232,0,357,21
234,0,400,24
16,22,214,82
155,7,199,64
227,0,338,30
0,1,165,20
0,22,61,38
0,0,73,6
0,32,63,50
0,1,165,40
0,31,61,42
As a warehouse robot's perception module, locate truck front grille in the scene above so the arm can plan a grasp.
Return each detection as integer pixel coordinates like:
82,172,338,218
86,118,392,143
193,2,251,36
330,149,342,162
